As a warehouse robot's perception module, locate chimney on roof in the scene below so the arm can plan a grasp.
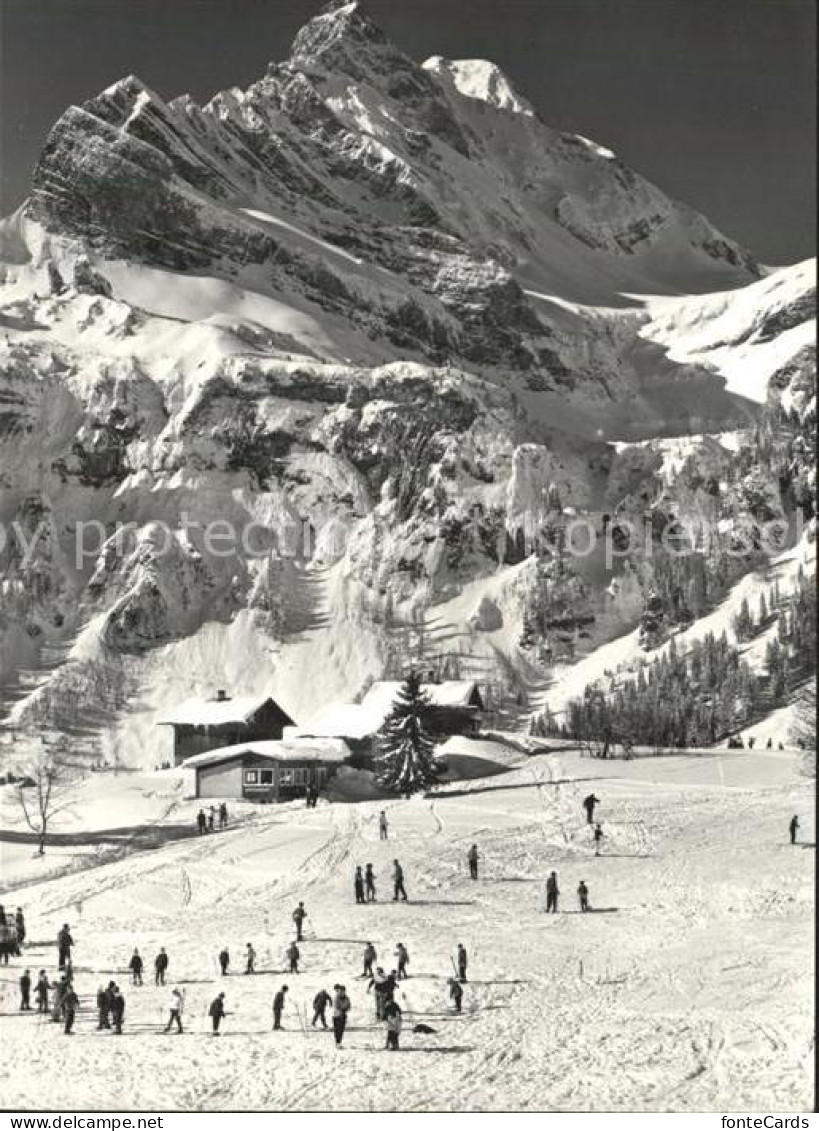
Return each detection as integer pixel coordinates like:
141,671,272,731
215,689,228,701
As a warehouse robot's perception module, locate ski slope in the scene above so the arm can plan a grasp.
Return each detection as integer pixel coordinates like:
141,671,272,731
0,747,813,1111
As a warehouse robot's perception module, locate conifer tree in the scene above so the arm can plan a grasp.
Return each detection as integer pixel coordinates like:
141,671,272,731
376,671,439,795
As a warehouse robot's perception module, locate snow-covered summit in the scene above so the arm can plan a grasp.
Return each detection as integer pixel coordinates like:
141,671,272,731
423,56,535,117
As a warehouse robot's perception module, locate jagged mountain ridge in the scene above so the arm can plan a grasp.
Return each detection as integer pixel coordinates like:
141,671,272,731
0,0,815,764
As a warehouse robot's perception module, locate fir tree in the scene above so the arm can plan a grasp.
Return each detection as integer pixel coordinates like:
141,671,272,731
376,671,439,796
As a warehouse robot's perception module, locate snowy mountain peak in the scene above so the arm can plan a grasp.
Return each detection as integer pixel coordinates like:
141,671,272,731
290,0,391,68
423,56,535,117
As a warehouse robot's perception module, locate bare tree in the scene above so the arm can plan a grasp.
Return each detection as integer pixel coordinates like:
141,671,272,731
17,742,77,855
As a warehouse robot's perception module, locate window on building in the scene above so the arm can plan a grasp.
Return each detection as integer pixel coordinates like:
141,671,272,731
244,770,259,785
317,767,327,782
279,769,294,785
260,770,273,785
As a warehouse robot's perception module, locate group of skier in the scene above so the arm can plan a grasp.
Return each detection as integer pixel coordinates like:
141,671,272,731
196,803,229,834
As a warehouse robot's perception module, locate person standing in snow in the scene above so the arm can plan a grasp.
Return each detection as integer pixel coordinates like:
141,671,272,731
218,802,228,828
456,943,468,983
97,984,111,1029
392,859,408,901
197,809,207,834
578,880,590,913
19,969,31,1011
164,988,184,1033
312,988,332,1029
219,947,230,976
593,824,604,856
208,991,226,1036
154,947,169,985
365,863,376,902
467,844,479,880
789,815,800,844
545,871,559,913
208,807,216,832
384,1000,402,1051
332,984,351,1047
448,977,463,1013
379,811,389,840
36,970,50,1013
368,967,388,1020
111,985,125,1034
583,794,600,825
57,924,73,969
129,948,143,986
287,941,300,974
292,902,307,941
354,866,366,904
272,985,288,1030
245,943,256,975
395,942,409,980
362,942,377,978
63,986,79,1035
15,908,26,947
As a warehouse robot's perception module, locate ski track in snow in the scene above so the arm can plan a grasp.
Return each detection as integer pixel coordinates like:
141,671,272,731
0,747,813,1111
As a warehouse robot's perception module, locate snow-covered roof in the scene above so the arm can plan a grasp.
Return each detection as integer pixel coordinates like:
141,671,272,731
158,693,281,728
182,737,351,769
292,681,482,740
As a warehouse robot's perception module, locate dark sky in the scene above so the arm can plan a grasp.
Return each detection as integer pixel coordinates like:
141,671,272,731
1,0,815,263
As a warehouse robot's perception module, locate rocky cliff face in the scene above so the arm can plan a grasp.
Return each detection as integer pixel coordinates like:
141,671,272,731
0,0,814,763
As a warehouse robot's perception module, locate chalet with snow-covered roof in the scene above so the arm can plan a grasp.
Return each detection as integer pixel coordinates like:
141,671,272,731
160,690,295,766
182,738,350,802
289,680,485,763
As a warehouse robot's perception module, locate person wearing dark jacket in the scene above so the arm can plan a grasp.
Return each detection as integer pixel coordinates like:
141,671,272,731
354,867,366,904
218,802,228,828
365,864,376,902
790,815,800,845
272,985,288,1030
312,988,332,1028
448,977,463,1013
456,944,468,983
111,985,125,1034
58,924,73,969
209,992,226,1035
15,909,26,947
578,880,590,913
368,967,388,1020
63,987,79,1035
292,903,307,941
362,942,377,978
384,1000,402,1051
19,969,31,1011
129,949,143,986
197,809,207,834
332,984,351,1047
467,844,479,880
593,824,604,856
287,941,300,974
155,947,169,985
583,794,600,825
219,948,230,976
395,942,409,980
97,984,111,1029
546,872,559,913
392,860,407,901
245,943,256,975
36,971,50,1013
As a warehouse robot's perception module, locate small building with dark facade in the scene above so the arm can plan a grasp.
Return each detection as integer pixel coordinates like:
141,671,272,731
183,738,350,803
160,690,295,767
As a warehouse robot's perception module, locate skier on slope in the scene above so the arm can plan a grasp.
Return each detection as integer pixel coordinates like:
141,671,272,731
332,984,351,1047
392,859,408,901
789,815,800,845
111,985,125,1035
57,924,73,970
365,863,376,901
545,871,559,913
245,943,256,974
593,824,604,856
208,992,226,1036
35,971,50,1013
354,866,366,904
312,988,332,1029
19,969,31,1011
578,880,590,913
272,985,288,1030
367,967,389,1020
467,843,479,880
164,988,185,1033
129,948,144,985
287,941,300,974
395,942,409,980
219,802,228,828
292,902,307,941
379,811,389,840
384,999,403,1051
456,943,468,983
362,942,377,978
219,947,230,976
154,947,169,985
448,977,463,1013
583,794,600,825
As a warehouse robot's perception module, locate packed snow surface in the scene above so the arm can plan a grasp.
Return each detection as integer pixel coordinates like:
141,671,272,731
0,747,812,1111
